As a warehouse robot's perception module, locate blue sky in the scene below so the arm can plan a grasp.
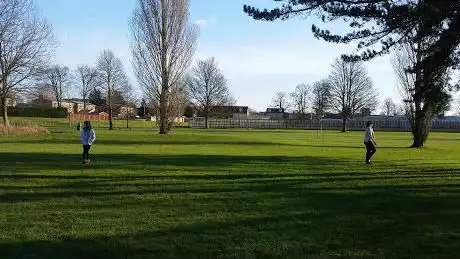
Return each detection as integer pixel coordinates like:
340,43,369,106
37,0,401,112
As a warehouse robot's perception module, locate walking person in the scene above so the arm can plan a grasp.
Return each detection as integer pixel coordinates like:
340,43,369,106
81,121,96,165
364,121,376,164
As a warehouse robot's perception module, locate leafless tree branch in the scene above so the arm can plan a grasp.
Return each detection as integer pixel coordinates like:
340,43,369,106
96,49,130,130
76,65,99,112
290,83,311,114
329,58,378,132
187,57,233,128
0,0,54,126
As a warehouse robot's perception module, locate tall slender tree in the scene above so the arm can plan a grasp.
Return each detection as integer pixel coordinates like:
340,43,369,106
0,0,54,126
131,0,198,134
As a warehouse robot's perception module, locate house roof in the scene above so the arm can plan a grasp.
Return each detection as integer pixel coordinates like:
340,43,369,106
63,98,95,105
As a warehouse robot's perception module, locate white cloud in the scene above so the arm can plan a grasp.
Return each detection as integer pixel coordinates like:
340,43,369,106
194,19,208,27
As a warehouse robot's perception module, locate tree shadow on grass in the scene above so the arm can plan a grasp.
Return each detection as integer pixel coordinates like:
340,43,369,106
0,152,363,172
1,155,459,203
2,187,460,259
0,138,411,149
1,151,460,258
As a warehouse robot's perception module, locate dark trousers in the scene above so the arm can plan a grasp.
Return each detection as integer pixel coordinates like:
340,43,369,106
364,141,376,162
82,145,91,161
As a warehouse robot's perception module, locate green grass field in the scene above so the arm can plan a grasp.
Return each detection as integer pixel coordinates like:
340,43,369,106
1,128,460,258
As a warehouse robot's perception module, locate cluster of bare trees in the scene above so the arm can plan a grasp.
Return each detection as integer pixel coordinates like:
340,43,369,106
270,58,378,132
0,0,135,129
0,0,54,126
381,98,405,117
31,49,133,130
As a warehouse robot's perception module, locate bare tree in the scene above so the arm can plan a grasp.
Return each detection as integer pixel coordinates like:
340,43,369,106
76,65,98,112
40,65,70,108
168,82,187,128
131,0,198,134
187,57,233,128
394,103,405,116
382,98,396,116
392,41,454,147
271,91,290,111
0,0,54,126
312,79,331,121
96,49,130,130
290,83,310,114
455,99,460,116
392,43,416,124
329,58,378,132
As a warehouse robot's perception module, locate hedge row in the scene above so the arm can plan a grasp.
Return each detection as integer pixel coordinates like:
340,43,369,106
7,107,68,118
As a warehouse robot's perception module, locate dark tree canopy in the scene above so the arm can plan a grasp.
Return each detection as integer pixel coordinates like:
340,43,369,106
244,1,460,72
245,0,460,146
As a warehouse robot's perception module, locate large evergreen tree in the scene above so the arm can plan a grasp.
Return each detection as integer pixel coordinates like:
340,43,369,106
244,1,460,147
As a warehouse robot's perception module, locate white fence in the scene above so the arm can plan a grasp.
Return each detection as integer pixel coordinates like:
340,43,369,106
190,118,460,132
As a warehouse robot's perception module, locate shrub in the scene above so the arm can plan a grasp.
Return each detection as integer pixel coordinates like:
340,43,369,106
7,107,68,118
0,125,50,136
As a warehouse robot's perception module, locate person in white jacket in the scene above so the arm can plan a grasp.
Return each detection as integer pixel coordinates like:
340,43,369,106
364,121,376,164
81,121,96,164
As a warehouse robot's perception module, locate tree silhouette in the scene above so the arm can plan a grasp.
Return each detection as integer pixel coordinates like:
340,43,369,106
244,1,460,147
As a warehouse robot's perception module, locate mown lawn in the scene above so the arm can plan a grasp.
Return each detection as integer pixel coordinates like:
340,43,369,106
1,128,460,259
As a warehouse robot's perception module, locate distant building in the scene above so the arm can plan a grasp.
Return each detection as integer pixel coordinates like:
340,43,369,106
4,98,17,107
51,99,96,114
361,108,372,117
265,108,285,119
149,116,185,123
119,106,136,118
199,106,249,119
248,113,271,120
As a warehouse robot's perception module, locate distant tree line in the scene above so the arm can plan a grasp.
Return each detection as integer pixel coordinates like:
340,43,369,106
270,59,378,132
245,0,460,147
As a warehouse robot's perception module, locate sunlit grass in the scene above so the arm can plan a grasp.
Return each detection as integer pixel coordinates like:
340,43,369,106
1,128,460,258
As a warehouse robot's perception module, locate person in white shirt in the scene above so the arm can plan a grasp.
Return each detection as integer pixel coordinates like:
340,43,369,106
81,121,96,164
364,121,376,164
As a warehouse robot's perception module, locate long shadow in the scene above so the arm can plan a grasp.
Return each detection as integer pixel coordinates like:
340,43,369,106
2,166,460,203
0,152,363,172
0,138,411,149
2,188,460,258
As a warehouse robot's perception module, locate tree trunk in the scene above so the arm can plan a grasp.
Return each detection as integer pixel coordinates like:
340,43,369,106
410,108,432,148
108,108,113,130
341,117,347,132
159,93,168,134
108,82,113,130
205,116,209,129
1,97,9,127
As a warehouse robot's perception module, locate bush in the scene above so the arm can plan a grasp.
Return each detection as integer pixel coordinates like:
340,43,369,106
7,107,68,118
0,125,50,136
